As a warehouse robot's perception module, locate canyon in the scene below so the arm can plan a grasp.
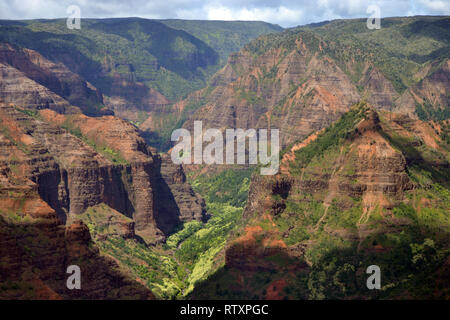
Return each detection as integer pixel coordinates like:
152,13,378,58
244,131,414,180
0,16,448,299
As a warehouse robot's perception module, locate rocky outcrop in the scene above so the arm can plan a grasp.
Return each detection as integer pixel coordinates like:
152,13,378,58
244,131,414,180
0,43,107,116
157,153,206,224
0,205,154,300
0,134,153,299
0,104,206,244
0,40,208,244
245,107,415,225
68,204,136,241
192,105,448,300
176,31,448,151
103,76,169,123
0,62,78,114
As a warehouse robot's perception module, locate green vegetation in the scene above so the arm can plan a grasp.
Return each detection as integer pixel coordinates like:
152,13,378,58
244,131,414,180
380,121,450,187
13,106,39,118
165,221,203,249
174,202,243,294
73,204,183,298
61,118,128,165
159,20,282,65
290,102,369,172
242,16,449,121
190,103,450,300
0,18,215,100
169,167,253,294
2,15,449,300
76,166,253,299
291,106,449,299
415,101,450,121
188,167,253,207
309,17,450,93
140,96,209,151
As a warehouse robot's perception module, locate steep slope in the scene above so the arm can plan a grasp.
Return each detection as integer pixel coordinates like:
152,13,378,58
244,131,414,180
59,166,252,299
0,18,217,100
0,128,154,299
191,104,450,299
0,18,282,128
0,61,77,114
0,42,107,116
397,59,450,120
0,15,448,300
0,33,213,298
154,16,449,150
0,101,206,243
182,31,361,147
159,20,283,65
0,98,211,298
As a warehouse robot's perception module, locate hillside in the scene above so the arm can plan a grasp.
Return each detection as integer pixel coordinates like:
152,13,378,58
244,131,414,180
159,20,283,64
0,101,160,298
148,16,449,151
0,39,247,298
0,18,282,124
0,15,448,300
190,103,450,299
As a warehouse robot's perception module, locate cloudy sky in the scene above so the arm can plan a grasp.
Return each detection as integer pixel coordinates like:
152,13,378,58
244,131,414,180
1,0,449,27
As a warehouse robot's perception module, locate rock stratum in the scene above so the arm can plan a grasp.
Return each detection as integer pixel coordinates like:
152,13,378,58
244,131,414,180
165,17,449,150
191,104,450,299
0,42,206,299
0,16,448,300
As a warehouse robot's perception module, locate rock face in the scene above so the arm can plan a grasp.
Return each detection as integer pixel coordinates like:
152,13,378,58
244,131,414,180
0,104,206,244
157,153,206,224
358,65,399,111
0,43,107,116
191,105,449,299
178,33,383,148
0,62,77,114
244,107,417,237
0,39,206,246
0,133,154,299
174,27,448,150
103,77,170,123
0,99,206,298
0,204,155,300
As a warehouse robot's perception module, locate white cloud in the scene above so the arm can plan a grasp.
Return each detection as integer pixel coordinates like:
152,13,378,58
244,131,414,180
418,0,450,13
206,5,303,25
0,0,448,27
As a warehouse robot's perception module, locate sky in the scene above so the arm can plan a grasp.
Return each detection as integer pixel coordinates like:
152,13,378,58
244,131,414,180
0,0,449,27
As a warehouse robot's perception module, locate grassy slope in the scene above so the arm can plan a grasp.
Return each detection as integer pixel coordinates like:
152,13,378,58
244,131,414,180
159,20,283,64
